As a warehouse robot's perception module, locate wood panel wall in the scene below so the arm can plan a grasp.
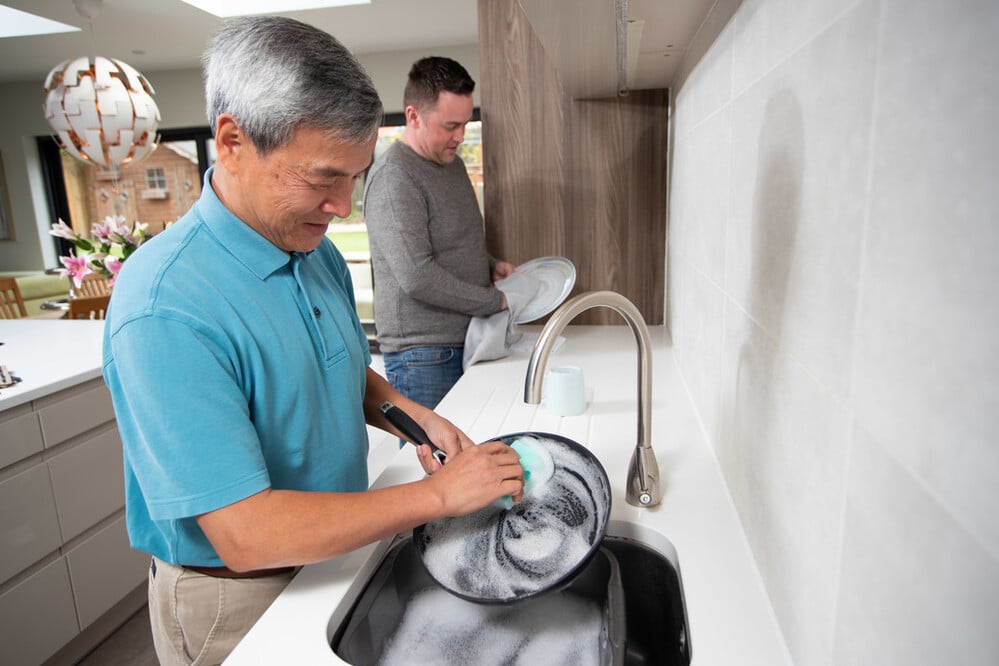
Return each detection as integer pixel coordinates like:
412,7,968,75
478,0,668,325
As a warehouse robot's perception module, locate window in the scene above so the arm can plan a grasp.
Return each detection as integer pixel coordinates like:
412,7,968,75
37,126,215,255
145,168,167,190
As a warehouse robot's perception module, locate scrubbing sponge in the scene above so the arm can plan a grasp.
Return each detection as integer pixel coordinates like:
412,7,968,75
512,437,556,496
497,436,556,509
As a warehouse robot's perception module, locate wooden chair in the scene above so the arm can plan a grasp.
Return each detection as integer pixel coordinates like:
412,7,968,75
0,277,28,319
67,294,111,320
77,273,112,297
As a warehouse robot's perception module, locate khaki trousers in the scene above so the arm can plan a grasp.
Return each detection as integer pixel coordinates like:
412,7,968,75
147,556,296,666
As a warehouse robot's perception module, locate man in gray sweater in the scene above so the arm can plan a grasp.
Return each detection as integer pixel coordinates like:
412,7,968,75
364,57,514,408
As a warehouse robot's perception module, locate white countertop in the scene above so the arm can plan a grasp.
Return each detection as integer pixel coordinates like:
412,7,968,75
0,320,107,411
227,325,791,665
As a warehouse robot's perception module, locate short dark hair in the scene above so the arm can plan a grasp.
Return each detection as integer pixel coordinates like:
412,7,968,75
403,57,475,112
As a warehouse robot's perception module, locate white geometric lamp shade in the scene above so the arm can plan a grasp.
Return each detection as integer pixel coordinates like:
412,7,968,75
43,55,160,168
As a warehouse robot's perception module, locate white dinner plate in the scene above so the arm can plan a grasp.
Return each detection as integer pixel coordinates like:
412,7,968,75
509,256,576,323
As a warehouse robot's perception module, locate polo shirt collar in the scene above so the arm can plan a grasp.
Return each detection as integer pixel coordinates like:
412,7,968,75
194,167,298,280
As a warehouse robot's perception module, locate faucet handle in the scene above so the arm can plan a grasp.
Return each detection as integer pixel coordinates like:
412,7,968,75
627,445,662,507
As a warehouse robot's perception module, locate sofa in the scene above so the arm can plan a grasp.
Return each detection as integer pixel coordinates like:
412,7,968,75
0,271,70,316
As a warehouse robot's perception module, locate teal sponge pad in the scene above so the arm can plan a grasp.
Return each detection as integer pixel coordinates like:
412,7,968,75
512,437,556,496
497,436,556,509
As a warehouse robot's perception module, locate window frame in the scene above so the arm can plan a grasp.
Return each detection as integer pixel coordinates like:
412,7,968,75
145,167,168,190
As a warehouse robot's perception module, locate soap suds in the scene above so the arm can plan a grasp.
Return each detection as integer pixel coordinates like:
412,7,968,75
418,436,610,601
377,586,605,666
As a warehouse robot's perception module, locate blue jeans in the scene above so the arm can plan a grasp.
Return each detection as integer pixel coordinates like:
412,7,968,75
382,346,464,410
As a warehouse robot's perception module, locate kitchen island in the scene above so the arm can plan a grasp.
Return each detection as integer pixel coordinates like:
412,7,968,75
227,325,792,665
0,320,149,665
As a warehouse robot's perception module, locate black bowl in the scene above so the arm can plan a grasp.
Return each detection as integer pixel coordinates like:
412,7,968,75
413,431,612,604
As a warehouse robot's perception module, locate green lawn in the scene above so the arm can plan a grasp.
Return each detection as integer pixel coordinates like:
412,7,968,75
327,229,370,254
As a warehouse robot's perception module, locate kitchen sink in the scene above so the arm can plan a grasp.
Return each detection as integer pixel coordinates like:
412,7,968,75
328,520,691,665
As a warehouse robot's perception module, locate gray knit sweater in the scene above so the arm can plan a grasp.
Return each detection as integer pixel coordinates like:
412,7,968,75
363,141,503,353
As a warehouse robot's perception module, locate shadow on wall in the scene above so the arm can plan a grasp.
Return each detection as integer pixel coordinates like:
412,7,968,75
748,89,804,327
731,86,805,444
727,86,804,606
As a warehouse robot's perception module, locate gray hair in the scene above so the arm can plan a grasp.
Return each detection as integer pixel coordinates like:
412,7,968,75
202,16,383,154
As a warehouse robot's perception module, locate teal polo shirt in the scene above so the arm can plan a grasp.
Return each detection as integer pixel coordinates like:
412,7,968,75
103,170,371,566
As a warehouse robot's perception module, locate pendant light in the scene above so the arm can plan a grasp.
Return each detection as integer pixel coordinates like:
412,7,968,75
42,0,160,168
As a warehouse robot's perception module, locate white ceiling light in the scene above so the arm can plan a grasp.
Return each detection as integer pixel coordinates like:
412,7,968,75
0,4,80,39
41,0,160,169
44,56,160,167
178,0,370,18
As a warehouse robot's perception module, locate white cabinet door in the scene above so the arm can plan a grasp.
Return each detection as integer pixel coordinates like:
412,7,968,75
66,515,148,629
0,463,62,583
36,380,116,448
0,408,44,469
47,427,126,542
0,557,79,665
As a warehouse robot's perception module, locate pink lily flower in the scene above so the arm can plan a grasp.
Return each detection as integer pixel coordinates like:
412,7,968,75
59,254,90,288
90,220,112,243
103,256,123,284
49,219,77,240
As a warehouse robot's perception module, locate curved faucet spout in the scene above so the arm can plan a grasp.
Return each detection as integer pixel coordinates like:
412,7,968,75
524,290,662,507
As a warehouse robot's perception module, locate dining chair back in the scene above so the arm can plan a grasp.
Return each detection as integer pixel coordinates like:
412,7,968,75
0,277,28,319
77,273,112,297
67,294,111,320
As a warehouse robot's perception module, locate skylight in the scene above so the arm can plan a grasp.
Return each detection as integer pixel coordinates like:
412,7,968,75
178,0,370,17
0,4,80,39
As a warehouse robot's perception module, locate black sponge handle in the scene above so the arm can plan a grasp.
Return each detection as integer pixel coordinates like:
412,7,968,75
379,402,448,465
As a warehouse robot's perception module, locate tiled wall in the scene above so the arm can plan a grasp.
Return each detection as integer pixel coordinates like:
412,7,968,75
667,0,998,663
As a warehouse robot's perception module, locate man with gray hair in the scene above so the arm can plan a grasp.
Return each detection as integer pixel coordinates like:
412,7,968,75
103,17,523,664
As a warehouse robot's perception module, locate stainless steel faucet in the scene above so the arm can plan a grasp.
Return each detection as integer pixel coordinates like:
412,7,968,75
523,290,662,507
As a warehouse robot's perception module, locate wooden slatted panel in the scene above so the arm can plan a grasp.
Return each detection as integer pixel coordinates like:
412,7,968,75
478,0,668,325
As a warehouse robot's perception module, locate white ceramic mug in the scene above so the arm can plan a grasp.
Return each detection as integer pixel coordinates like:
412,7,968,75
542,365,586,416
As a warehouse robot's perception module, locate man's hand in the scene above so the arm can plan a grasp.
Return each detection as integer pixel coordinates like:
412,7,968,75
414,413,525,508
423,440,525,515
492,261,516,283
414,411,475,474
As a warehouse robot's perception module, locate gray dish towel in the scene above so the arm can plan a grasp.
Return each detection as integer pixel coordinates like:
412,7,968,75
462,271,541,371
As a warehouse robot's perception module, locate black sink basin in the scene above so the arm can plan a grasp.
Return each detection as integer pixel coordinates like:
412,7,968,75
603,536,691,665
329,522,691,665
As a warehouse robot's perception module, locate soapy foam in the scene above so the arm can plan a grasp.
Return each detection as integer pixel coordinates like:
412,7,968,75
377,586,604,666
419,436,610,601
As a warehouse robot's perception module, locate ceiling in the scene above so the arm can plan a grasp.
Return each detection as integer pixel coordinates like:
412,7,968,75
0,0,480,84
0,0,719,91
